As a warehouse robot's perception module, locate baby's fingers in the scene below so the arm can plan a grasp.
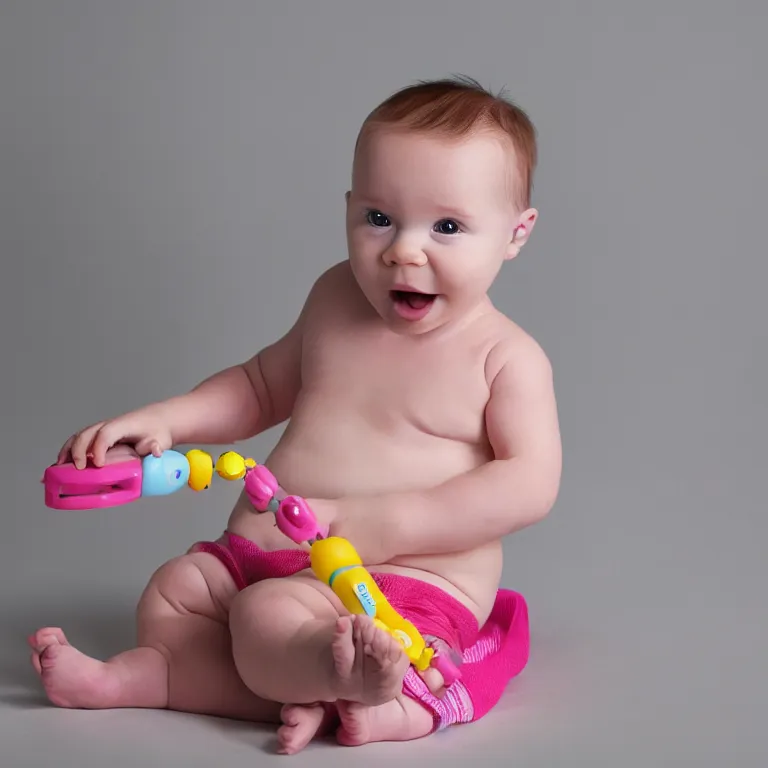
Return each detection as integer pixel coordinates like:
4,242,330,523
70,424,105,469
89,423,125,467
56,434,76,465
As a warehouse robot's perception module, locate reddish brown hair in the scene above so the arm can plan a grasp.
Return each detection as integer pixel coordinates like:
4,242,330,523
356,75,538,209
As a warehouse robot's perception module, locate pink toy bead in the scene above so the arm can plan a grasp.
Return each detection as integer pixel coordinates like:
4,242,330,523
275,495,329,544
244,464,279,511
432,652,462,686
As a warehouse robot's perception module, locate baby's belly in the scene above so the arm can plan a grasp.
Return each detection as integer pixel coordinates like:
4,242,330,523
226,427,503,625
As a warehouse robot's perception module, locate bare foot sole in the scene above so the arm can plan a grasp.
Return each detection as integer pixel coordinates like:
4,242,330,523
28,627,119,709
336,696,434,746
276,703,337,755
331,615,410,707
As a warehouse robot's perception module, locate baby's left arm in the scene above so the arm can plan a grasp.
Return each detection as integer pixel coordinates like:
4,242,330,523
330,335,562,564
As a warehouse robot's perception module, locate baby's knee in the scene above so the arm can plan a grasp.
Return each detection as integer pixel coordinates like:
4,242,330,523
229,578,337,649
138,552,234,623
229,579,290,640
229,579,338,699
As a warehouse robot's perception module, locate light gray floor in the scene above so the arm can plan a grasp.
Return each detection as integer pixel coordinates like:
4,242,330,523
2,2,767,766
2,495,766,766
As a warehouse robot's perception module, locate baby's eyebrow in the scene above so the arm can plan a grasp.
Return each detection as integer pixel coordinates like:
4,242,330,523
355,197,390,211
434,206,476,222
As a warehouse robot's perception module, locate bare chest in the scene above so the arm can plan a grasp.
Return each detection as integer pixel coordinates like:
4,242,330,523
299,320,492,446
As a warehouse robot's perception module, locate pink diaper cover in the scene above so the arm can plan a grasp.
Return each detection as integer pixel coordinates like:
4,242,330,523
191,530,530,731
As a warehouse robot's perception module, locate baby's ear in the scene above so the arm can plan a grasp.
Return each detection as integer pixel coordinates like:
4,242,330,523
506,208,538,260
345,190,351,203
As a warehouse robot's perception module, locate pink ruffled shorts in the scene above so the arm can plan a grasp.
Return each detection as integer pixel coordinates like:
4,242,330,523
192,530,530,731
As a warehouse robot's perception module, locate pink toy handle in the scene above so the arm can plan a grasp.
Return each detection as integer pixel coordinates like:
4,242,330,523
275,495,329,544
43,460,143,510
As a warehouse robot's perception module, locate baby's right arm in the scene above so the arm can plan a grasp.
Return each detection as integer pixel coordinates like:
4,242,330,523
59,268,332,469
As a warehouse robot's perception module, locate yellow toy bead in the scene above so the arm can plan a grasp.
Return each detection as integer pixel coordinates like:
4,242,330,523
185,449,214,491
215,451,247,481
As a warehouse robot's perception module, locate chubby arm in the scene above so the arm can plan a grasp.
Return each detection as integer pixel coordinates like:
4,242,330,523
332,335,562,563
134,270,334,448
67,265,342,467
165,319,304,446
166,267,346,446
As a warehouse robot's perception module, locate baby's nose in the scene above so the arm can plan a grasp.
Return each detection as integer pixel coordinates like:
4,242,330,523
382,239,427,267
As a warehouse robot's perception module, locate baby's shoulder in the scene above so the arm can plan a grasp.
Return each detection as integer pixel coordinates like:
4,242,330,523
310,260,355,295
301,261,357,316
479,310,552,386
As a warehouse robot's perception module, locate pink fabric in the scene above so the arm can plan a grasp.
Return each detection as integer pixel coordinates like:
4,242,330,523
192,531,530,730
191,531,309,588
402,588,529,731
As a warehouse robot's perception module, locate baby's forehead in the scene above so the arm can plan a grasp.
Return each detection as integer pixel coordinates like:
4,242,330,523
353,127,522,203
358,124,512,159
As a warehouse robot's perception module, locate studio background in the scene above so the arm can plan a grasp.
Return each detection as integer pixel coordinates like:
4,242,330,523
1,2,766,766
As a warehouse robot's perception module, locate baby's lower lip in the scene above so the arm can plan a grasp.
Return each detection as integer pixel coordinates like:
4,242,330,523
390,290,437,321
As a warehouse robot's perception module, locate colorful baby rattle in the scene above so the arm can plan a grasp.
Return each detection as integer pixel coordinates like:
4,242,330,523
42,448,462,686
42,448,268,510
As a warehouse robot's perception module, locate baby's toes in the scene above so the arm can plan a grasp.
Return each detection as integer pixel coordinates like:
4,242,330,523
356,616,383,653
29,627,68,652
370,624,397,662
386,633,406,665
331,617,355,681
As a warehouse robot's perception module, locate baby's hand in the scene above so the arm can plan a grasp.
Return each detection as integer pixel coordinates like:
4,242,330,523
305,496,390,564
58,407,174,470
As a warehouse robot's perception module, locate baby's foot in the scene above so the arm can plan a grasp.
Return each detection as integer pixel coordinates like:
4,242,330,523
28,627,117,708
276,703,336,755
336,696,434,746
330,615,409,706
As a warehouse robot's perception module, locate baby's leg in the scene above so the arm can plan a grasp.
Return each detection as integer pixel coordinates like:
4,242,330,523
29,551,281,723
229,575,410,708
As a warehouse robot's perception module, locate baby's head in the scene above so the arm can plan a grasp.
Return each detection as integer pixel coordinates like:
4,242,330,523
345,76,538,335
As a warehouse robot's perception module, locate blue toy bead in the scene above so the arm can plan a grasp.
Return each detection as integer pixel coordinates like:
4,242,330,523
141,450,190,497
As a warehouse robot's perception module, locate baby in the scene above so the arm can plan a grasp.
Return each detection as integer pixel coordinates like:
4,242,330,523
29,76,561,754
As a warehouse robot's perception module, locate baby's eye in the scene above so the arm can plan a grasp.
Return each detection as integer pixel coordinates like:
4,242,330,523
434,219,461,235
366,210,391,228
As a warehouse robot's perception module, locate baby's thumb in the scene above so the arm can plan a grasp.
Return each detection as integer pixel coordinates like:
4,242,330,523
135,437,165,457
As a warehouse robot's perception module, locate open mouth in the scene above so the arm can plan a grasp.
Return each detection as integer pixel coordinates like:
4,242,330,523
390,290,437,320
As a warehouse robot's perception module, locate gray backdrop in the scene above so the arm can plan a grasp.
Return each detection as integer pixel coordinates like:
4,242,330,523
2,2,766,766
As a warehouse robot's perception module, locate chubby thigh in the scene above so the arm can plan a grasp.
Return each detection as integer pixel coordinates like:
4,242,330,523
135,548,284,721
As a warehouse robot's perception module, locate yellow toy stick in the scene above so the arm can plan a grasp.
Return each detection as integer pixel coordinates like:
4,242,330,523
309,535,436,671
261,479,462,685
